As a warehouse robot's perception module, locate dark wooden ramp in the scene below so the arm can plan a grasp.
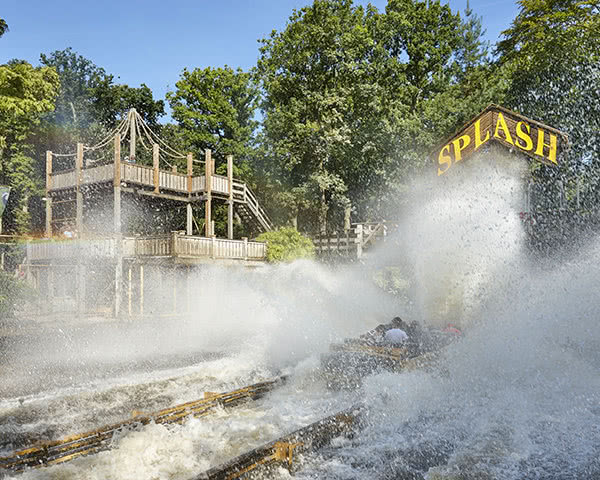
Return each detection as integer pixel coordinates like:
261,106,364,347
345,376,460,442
194,406,363,480
0,377,286,473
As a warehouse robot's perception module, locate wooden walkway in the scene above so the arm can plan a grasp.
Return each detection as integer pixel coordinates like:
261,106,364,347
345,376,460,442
26,233,267,264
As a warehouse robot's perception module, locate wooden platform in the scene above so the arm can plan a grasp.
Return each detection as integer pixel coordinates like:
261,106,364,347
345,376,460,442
26,233,267,265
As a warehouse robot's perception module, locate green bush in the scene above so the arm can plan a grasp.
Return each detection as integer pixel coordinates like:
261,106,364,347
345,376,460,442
256,227,315,263
0,270,31,319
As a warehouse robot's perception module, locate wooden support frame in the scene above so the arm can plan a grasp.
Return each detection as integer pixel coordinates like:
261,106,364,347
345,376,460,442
204,149,212,237
45,151,53,237
227,154,234,240
153,144,160,193
139,264,144,316
76,143,84,236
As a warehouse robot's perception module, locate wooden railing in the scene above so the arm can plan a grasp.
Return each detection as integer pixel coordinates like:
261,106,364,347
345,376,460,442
50,163,235,197
311,222,388,260
132,233,267,261
26,234,267,262
27,238,117,261
243,186,274,231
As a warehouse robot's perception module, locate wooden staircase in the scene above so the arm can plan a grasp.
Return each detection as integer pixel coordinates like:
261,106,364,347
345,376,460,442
236,185,274,233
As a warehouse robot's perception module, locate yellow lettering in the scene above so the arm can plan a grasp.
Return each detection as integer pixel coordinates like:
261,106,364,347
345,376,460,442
438,144,452,176
515,121,533,151
493,112,514,145
475,119,490,150
535,129,557,164
452,134,471,163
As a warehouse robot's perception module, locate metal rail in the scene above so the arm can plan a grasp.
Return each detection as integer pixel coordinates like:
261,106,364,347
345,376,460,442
0,377,286,473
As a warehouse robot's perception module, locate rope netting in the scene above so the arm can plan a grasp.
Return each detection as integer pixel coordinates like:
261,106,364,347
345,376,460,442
48,109,203,171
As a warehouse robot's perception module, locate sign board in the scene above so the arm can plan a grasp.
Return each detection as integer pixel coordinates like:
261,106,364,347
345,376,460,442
434,105,569,176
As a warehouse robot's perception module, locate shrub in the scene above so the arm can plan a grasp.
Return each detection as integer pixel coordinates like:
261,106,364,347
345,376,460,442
0,270,31,319
256,227,315,263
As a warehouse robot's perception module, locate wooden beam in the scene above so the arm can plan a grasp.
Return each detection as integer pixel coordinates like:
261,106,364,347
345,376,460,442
205,149,212,237
153,144,160,193
128,265,132,317
139,264,144,316
45,151,52,237
114,134,122,234
187,153,193,193
76,143,83,237
186,203,193,236
129,109,136,162
227,154,234,240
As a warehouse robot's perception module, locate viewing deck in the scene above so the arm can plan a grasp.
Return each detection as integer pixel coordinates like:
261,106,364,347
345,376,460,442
26,233,267,266
50,162,242,199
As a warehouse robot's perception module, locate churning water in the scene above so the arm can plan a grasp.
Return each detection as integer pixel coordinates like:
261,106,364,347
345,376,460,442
2,153,599,479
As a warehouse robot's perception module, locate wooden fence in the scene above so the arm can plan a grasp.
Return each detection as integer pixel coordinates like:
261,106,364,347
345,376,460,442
311,223,388,260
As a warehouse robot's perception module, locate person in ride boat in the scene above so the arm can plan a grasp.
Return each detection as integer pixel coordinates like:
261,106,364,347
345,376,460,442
361,317,414,346
360,317,459,352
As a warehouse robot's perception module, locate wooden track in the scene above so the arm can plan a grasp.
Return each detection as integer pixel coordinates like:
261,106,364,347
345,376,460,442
194,406,363,480
0,377,286,473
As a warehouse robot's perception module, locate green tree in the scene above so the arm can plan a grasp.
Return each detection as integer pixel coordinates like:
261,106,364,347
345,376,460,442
0,18,8,38
91,80,164,128
0,60,59,233
257,0,388,232
496,0,600,248
0,270,33,320
40,48,107,129
41,48,164,131
167,66,258,162
257,0,497,231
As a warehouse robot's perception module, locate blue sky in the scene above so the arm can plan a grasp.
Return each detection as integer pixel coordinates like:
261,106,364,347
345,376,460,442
1,0,519,112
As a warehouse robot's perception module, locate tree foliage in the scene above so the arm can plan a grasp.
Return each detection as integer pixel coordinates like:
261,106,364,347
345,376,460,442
0,18,8,38
256,0,500,232
496,0,600,248
168,66,258,162
40,48,164,130
256,227,315,263
0,61,59,233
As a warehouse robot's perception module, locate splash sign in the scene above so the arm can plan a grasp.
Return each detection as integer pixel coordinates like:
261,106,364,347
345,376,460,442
435,105,569,175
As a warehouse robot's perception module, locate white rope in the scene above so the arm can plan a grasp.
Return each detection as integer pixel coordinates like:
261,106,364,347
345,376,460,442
134,110,186,159
84,116,128,152
134,114,152,152
51,152,76,157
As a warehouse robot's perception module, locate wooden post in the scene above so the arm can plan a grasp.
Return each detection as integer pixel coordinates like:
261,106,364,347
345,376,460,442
187,203,193,235
211,234,216,259
153,144,160,193
346,229,350,257
205,149,212,237
344,205,351,233
46,151,53,237
355,224,363,260
227,154,234,240
77,260,86,318
114,134,123,319
243,237,248,261
139,264,144,316
76,143,84,237
128,265,132,317
129,109,136,162
173,270,177,314
187,153,193,193
186,265,191,314
114,135,122,234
